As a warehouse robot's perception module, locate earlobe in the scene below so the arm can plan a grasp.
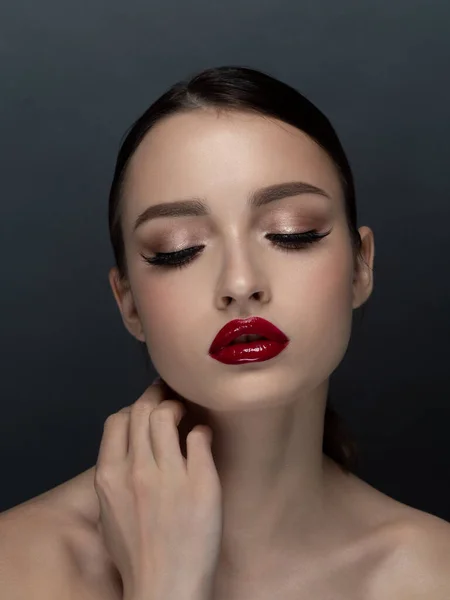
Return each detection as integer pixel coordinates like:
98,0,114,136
108,267,145,342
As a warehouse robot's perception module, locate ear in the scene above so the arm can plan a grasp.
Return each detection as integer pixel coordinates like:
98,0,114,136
108,266,146,342
352,226,375,310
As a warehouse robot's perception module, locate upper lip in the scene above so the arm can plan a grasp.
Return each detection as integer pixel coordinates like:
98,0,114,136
209,317,289,354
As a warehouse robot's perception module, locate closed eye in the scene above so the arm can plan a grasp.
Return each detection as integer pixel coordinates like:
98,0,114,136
140,229,331,271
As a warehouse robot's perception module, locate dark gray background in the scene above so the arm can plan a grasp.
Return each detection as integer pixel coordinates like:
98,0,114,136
1,1,449,520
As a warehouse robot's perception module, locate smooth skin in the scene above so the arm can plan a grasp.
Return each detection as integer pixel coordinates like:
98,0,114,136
110,109,373,585
95,380,222,600
2,108,450,599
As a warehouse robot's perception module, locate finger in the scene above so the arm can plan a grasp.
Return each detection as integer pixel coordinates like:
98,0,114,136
186,425,215,477
96,410,131,468
128,381,166,466
149,400,187,471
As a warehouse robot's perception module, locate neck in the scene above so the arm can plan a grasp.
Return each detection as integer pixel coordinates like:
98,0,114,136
61,378,348,581
176,378,343,577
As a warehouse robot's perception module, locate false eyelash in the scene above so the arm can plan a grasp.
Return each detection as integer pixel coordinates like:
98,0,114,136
140,229,331,272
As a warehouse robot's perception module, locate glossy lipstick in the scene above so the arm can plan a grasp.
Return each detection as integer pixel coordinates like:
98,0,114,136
209,317,289,365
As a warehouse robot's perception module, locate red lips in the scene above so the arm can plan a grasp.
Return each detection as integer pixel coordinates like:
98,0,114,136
209,316,289,354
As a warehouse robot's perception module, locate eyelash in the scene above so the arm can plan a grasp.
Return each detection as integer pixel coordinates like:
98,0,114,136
140,229,331,271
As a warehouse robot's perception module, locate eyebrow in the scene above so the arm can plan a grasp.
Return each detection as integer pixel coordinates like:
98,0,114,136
132,180,331,232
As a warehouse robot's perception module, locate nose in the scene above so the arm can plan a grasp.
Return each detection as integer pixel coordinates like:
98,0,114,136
221,288,268,309
213,239,272,311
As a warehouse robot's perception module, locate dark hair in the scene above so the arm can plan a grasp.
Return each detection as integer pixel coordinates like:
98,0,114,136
108,65,369,474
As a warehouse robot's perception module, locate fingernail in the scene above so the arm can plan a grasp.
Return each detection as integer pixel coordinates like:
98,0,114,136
151,375,162,385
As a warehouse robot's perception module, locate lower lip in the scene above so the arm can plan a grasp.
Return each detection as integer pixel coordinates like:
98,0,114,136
209,340,289,364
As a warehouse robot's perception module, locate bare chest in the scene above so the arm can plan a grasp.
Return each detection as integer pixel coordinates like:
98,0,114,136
76,563,379,600
211,553,384,600
72,534,387,600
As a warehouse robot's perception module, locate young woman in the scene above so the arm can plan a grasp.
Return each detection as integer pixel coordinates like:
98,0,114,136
2,65,450,600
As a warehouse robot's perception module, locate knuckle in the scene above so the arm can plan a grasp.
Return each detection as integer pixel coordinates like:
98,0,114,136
103,414,117,426
94,465,117,489
104,411,127,427
150,400,182,422
132,395,160,414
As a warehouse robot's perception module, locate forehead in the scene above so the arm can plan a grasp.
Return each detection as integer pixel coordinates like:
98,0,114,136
122,109,343,222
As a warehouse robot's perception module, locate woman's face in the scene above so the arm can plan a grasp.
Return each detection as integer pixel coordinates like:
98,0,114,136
112,109,368,411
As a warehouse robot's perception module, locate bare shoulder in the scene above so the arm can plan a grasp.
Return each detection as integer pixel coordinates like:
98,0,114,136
369,507,450,599
329,462,450,598
0,496,77,599
0,466,121,599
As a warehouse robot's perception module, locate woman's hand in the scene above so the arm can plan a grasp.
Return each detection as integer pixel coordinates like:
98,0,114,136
94,379,223,600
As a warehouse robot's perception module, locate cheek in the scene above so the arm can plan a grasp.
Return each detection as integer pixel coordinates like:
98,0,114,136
136,282,202,372
135,240,355,383
289,244,355,376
